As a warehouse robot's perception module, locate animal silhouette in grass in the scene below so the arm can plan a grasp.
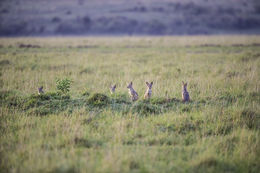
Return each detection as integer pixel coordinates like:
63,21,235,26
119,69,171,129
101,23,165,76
110,84,116,94
127,82,138,101
182,81,190,102
38,86,44,95
144,81,153,99
37,80,190,102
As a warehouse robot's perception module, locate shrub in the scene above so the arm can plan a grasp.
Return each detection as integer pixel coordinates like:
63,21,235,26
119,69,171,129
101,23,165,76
56,78,72,94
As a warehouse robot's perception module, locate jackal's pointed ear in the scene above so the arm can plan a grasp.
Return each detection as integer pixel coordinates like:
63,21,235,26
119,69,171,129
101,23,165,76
151,81,153,85
114,84,116,88
182,81,185,85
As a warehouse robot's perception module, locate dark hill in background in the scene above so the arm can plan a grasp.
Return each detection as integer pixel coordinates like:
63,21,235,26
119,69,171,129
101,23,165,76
0,0,260,36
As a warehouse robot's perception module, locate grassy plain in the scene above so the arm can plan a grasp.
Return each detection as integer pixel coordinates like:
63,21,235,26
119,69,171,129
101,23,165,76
0,36,260,173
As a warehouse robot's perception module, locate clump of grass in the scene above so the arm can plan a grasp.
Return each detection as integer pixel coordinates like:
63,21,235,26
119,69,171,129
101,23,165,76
177,120,197,134
27,107,51,116
180,105,191,113
0,90,23,107
0,60,11,66
79,67,94,75
74,137,103,148
149,97,168,104
51,166,77,173
216,136,238,156
81,90,91,97
239,52,260,62
239,109,259,129
131,101,161,115
216,92,244,105
87,93,110,107
215,122,234,135
192,156,239,172
23,92,70,109
110,93,131,104
193,157,219,171
129,161,140,170
24,92,72,115
225,71,239,78
0,91,74,115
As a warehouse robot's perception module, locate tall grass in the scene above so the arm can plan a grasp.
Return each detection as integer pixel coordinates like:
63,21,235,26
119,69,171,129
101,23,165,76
0,36,259,173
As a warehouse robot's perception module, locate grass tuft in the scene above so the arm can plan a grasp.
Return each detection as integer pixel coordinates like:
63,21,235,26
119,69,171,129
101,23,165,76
87,93,110,107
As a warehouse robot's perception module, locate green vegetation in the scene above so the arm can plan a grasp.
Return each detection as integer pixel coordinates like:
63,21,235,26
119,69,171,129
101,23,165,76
56,78,73,94
0,36,260,173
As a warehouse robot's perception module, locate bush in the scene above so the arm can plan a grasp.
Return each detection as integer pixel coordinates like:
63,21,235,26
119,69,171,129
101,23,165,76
56,78,72,94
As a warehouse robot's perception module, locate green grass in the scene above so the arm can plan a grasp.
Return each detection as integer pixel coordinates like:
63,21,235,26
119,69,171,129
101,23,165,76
0,36,260,173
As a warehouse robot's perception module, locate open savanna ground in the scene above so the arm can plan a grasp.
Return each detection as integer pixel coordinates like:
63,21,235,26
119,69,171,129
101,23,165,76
0,36,260,173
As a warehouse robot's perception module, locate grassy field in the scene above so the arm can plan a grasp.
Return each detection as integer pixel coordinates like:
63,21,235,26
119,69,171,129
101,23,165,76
0,36,260,173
